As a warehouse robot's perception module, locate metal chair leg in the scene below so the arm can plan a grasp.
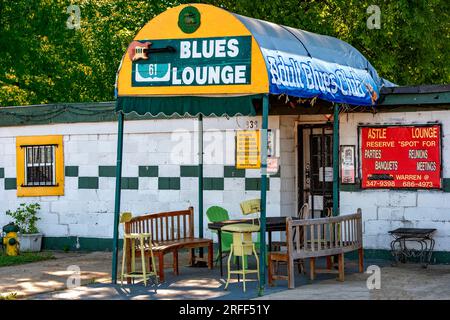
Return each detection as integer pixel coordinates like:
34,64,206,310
120,237,127,286
140,237,147,286
224,246,233,290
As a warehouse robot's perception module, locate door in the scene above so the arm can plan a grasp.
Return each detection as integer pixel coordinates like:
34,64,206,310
297,124,333,218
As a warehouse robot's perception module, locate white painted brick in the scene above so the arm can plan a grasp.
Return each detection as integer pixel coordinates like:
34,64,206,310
203,190,223,204
88,134,98,141
39,223,69,237
245,169,261,178
37,212,59,225
4,143,15,155
281,178,294,192
78,165,98,177
267,190,280,205
280,165,295,177
269,178,281,191
77,190,100,201
388,192,417,207
98,140,116,153
66,153,89,165
77,140,98,153
280,151,294,166
123,141,139,153
378,207,405,221
364,220,409,236
68,224,89,237
204,165,223,177
3,155,15,167
98,177,115,190
158,164,180,177
417,191,450,208
121,165,138,177
404,207,449,221
97,152,116,165
224,178,244,191
96,190,115,201
139,178,158,190
59,213,81,224
158,190,180,203
4,166,16,177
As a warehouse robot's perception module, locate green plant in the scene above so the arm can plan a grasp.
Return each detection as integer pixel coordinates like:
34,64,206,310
6,203,41,234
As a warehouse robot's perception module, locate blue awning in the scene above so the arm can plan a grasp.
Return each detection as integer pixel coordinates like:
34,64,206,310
233,13,395,106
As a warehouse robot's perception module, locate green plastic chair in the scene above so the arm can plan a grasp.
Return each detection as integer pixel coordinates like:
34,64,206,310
206,206,233,263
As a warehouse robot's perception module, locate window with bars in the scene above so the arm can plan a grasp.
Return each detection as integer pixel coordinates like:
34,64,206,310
23,145,57,187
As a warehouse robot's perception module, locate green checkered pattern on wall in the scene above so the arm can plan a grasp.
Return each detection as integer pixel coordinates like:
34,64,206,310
0,165,280,191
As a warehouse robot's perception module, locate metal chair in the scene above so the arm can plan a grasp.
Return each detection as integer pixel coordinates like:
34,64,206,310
222,199,261,292
120,212,158,287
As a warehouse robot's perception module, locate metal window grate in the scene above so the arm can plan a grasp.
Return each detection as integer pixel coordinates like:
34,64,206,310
24,145,57,187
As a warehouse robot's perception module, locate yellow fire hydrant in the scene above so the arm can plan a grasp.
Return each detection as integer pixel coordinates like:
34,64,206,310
1,223,20,256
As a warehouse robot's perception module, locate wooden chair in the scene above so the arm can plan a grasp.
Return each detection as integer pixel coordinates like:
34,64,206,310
268,209,364,289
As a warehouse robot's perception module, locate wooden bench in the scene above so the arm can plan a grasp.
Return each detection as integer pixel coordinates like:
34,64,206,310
268,209,363,288
124,207,213,282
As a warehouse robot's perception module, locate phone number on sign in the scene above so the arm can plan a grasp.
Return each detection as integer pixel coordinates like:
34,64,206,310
402,181,434,188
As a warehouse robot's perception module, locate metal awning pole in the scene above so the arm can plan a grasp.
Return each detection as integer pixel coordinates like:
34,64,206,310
112,111,124,283
332,104,340,216
198,114,204,256
258,94,269,296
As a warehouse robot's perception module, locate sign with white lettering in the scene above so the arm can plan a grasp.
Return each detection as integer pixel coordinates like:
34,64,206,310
360,125,442,189
131,36,251,87
262,48,379,106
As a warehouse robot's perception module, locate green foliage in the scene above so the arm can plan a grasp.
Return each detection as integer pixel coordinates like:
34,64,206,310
6,203,41,234
0,0,448,107
0,251,55,267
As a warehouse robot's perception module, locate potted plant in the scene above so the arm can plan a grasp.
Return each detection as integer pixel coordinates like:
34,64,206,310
6,203,43,252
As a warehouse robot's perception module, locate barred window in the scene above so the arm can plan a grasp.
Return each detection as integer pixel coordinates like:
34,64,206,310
24,145,57,186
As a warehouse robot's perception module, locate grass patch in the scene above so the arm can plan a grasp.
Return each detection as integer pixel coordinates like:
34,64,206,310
0,251,55,267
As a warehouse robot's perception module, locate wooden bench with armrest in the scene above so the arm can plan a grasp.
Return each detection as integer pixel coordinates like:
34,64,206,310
124,207,213,282
268,209,363,289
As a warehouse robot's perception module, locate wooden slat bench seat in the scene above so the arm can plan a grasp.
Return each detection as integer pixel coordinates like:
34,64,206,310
125,207,213,282
268,209,363,289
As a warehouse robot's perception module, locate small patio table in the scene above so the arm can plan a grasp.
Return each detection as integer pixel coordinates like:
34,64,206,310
389,228,436,267
208,216,298,277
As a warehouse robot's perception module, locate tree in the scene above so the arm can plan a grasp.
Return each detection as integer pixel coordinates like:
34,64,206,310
0,0,448,107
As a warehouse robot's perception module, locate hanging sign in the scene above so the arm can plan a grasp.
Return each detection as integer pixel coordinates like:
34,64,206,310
341,145,356,184
236,130,260,169
130,36,252,87
267,158,279,175
361,125,441,189
261,48,379,106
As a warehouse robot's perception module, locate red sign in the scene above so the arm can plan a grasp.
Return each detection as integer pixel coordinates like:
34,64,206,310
361,125,441,189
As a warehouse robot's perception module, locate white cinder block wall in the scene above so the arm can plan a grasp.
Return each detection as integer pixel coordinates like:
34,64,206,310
0,116,282,243
2,111,449,253
339,111,450,251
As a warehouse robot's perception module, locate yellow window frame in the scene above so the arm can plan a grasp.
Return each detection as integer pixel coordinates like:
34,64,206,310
16,135,64,197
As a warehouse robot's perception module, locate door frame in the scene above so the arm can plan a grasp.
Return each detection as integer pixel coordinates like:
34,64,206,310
295,121,334,216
